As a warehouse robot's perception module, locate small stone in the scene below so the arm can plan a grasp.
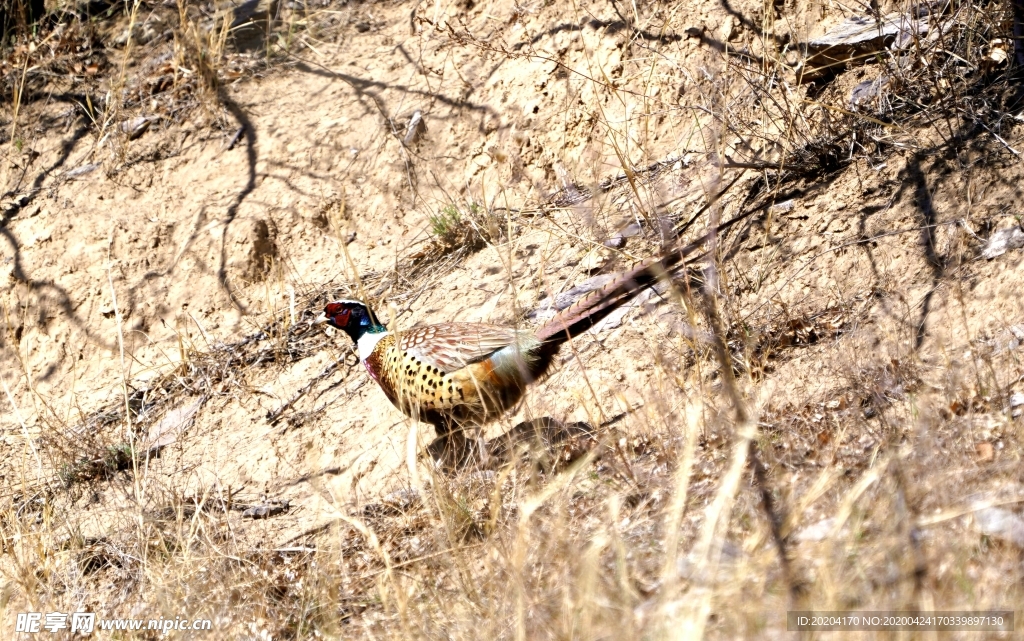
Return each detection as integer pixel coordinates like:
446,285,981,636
66,163,100,179
718,16,737,42
1010,392,1024,408
850,76,890,111
242,499,290,519
976,442,994,462
795,518,837,542
982,226,1024,259
973,505,1024,547
119,116,153,140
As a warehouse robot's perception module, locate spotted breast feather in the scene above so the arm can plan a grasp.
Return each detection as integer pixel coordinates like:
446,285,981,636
362,323,544,431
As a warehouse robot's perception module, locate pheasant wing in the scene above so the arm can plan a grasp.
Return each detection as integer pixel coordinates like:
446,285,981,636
398,323,524,374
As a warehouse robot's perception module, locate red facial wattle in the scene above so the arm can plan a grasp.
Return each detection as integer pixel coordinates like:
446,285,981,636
333,309,351,327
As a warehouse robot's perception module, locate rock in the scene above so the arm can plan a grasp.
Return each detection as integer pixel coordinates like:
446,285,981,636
803,8,932,81
242,499,290,519
603,235,627,249
361,488,422,516
66,163,100,179
604,222,641,248
795,517,839,542
850,75,890,112
147,398,204,454
981,225,1024,259
119,116,155,140
403,110,426,146
578,247,609,273
718,15,738,42
973,505,1024,547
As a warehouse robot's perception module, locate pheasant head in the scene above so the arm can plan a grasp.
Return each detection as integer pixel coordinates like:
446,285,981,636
315,299,386,346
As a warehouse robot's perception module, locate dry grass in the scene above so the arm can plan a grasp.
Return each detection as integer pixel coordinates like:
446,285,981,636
2,0,1024,638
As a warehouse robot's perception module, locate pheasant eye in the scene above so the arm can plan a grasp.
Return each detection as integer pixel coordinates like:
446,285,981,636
335,309,351,326
325,302,343,315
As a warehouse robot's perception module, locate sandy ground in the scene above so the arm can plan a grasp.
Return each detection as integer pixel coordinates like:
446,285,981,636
1,0,1023,635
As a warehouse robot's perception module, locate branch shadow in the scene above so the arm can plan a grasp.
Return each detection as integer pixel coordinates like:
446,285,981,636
904,154,943,352
290,57,499,121
214,89,259,312
0,119,118,356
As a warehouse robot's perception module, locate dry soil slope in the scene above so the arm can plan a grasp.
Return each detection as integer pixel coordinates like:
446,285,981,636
0,0,1022,567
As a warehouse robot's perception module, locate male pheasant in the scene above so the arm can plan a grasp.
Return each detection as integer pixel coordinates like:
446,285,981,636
317,240,712,435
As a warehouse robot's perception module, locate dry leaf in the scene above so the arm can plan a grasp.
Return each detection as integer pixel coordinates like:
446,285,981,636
148,398,204,453
987,39,1009,65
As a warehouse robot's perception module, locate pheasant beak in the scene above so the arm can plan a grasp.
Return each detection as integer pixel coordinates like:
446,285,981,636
313,311,329,327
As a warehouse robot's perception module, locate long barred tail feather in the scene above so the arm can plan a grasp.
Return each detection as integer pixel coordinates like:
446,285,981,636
534,250,689,344
535,204,758,345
